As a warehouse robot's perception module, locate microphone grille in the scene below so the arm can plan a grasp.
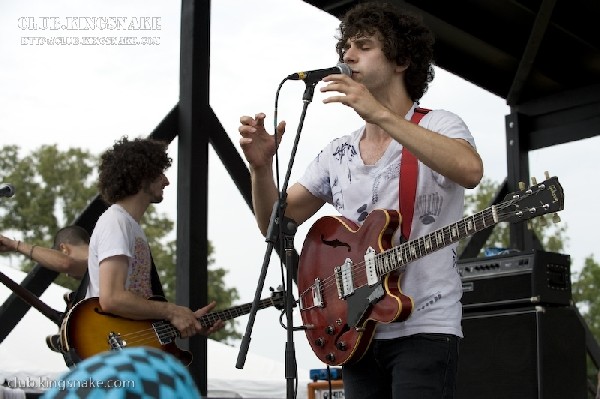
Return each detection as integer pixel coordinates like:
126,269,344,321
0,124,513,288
336,63,352,77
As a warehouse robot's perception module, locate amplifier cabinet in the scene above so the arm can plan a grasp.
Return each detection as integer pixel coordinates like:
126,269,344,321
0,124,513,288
456,306,587,399
459,250,571,311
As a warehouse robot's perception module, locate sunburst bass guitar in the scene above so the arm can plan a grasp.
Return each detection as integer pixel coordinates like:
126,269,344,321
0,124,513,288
59,290,285,365
297,174,564,366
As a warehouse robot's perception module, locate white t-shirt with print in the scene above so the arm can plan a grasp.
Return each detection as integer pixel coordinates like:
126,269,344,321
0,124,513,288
86,204,153,299
297,104,476,339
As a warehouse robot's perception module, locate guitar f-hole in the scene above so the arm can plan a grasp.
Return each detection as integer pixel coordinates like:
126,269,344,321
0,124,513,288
320,235,351,252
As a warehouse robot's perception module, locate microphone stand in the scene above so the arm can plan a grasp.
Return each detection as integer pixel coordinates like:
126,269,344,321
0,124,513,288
237,81,319,399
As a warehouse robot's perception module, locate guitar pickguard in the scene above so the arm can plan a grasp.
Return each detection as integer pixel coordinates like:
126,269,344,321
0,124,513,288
346,283,385,327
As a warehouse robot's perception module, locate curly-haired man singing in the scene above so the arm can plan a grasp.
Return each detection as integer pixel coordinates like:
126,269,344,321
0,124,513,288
239,2,483,398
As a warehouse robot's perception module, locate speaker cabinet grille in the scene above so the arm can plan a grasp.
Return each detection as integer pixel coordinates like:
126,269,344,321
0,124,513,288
456,306,587,399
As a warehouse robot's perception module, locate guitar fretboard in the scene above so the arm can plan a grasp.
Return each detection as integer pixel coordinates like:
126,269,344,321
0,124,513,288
376,206,497,276
198,297,274,327
156,296,277,341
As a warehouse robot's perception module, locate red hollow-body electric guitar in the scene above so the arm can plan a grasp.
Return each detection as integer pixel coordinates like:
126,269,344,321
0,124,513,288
297,175,564,366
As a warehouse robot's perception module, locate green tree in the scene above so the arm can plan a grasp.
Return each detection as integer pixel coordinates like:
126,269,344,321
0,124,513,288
572,256,600,383
460,177,568,257
0,144,97,290
0,144,97,244
573,256,600,336
0,144,240,342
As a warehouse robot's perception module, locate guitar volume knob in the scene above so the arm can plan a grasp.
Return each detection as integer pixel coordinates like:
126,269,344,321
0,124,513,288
314,337,325,347
325,353,336,363
336,341,347,351
325,326,335,335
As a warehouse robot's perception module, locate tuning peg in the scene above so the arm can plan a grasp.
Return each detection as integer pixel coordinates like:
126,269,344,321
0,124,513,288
544,171,550,180
519,181,526,190
552,213,561,223
531,177,538,185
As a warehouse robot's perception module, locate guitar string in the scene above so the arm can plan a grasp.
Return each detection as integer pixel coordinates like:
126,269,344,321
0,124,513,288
107,325,171,348
113,301,275,347
299,208,492,301
102,299,275,347
298,201,523,306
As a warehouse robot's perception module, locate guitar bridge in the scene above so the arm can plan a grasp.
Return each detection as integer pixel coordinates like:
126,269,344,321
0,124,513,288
108,332,125,350
300,278,324,310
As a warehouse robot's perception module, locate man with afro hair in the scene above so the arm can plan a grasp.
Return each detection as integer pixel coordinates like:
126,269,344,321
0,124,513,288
86,137,223,342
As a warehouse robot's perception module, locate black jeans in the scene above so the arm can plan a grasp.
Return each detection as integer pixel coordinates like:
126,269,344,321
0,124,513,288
342,334,459,399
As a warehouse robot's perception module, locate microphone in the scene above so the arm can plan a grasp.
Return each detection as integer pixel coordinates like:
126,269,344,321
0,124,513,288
0,183,15,198
287,63,352,84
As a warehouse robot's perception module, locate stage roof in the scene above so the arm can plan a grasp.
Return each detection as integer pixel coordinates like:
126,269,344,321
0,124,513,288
304,0,600,109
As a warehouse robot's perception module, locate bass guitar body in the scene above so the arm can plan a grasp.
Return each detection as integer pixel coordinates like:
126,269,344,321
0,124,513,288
60,296,192,365
298,210,413,366
59,290,284,366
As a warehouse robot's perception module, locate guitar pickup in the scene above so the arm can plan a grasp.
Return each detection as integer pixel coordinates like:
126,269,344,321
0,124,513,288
364,246,379,286
335,258,355,298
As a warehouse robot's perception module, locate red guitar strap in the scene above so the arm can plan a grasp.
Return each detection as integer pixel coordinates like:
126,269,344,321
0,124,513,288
400,107,430,240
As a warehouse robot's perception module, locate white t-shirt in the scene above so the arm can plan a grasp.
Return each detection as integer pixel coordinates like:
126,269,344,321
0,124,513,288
297,104,476,339
86,204,153,299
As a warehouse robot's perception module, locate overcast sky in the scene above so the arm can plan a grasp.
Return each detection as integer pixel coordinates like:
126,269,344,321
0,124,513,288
1,0,598,375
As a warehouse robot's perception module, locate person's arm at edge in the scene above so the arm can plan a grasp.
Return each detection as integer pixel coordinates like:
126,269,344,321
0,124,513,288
0,235,86,279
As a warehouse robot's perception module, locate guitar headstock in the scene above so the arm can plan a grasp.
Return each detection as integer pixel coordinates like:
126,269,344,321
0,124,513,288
498,172,564,224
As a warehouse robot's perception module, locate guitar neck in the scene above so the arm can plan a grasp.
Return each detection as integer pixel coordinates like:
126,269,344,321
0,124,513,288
198,297,273,327
0,269,63,326
377,206,497,276
155,295,280,343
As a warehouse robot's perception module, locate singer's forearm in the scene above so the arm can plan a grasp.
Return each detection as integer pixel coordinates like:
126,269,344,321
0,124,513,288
375,108,483,188
250,165,280,236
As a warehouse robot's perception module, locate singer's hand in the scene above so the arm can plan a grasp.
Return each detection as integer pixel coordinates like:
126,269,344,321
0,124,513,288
239,113,286,169
320,75,384,124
